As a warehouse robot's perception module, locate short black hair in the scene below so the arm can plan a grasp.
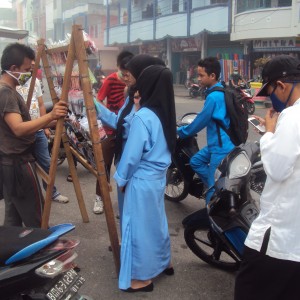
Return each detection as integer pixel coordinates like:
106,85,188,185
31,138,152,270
117,50,134,69
1,43,35,74
198,57,221,80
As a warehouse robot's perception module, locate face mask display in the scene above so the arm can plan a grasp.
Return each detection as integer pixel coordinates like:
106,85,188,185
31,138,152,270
270,83,296,113
5,70,32,85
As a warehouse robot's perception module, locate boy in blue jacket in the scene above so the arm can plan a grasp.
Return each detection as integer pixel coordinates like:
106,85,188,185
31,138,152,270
177,57,234,204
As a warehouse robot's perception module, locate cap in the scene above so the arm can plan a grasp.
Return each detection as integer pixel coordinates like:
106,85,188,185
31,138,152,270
256,55,300,96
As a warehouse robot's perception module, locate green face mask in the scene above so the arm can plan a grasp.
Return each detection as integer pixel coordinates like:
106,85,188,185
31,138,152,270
5,70,32,85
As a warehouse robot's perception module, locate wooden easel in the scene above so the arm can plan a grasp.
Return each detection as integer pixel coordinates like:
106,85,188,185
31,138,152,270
32,25,120,273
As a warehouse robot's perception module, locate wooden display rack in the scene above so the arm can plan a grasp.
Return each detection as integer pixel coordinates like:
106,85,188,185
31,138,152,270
30,25,120,273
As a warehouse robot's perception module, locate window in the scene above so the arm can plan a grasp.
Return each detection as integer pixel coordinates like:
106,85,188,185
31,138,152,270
236,0,291,14
172,0,179,12
211,0,228,4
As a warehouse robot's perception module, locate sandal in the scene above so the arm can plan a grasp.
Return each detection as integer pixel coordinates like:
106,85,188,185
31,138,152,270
66,174,73,182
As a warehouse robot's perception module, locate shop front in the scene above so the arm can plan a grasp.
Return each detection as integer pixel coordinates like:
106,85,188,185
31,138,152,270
170,37,201,85
251,37,300,79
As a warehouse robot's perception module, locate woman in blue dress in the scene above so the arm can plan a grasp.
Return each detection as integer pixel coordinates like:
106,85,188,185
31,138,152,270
113,55,177,292
94,55,166,226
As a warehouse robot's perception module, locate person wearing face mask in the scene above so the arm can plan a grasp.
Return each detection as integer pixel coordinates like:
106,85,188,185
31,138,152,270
0,43,68,227
17,61,69,204
229,67,244,88
234,55,300,300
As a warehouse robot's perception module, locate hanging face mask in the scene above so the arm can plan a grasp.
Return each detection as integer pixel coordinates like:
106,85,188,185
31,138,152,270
270,83,296,113
5,70,32,85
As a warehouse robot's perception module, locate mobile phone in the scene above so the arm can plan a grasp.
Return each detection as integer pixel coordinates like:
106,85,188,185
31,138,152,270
248,117,266,133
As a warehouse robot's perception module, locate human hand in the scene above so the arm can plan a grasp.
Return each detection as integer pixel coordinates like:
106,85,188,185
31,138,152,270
44,128,51,138
250,115,266,135
265,108,280,133
50,101,68,120
120,186,126,193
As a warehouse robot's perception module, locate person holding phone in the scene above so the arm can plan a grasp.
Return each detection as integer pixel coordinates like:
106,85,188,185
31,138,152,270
235,55,300,300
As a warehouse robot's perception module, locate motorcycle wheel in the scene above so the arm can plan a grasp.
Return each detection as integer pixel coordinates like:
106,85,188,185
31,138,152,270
246,101,255,115
189,88,198,98
184,225,240,271
165,167,189,202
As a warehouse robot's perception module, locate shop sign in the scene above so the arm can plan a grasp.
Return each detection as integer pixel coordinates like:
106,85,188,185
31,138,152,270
141,41,166,55
171,38,199,52
253,38,300,52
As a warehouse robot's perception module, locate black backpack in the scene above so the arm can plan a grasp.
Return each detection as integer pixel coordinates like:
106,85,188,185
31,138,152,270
206,86,248,146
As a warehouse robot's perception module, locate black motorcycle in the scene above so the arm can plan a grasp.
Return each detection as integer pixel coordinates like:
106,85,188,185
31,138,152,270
182,142,266,271
165,113,204,202
0,223,92,300
189,83,206,99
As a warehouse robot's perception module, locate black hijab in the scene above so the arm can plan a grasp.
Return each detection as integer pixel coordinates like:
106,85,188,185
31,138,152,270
126,55,177,154
114,55,166,164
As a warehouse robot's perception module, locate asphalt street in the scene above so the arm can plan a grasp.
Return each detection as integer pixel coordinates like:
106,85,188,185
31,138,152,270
0,85,265,300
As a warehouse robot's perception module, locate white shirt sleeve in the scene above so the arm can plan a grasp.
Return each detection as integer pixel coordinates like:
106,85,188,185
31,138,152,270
260,110,300,182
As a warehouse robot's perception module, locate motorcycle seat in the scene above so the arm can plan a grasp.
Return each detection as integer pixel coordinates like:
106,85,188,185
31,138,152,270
0,223,75,266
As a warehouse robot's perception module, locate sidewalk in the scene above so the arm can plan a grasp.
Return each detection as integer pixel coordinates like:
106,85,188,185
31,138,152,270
173,84,189,98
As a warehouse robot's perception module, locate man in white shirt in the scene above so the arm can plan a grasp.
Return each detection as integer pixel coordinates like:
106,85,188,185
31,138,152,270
17,61,68,203
235,55,300,300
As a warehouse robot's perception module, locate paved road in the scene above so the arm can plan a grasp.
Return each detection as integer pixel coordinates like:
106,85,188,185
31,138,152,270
0,86,266,300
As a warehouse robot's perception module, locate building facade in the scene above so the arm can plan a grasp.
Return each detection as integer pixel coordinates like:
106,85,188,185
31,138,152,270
12,0,119,73
231,0,300,79
105,0,245,83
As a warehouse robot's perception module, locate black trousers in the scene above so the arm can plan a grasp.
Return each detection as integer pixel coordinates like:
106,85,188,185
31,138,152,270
2,161,44,227
235,246,300,300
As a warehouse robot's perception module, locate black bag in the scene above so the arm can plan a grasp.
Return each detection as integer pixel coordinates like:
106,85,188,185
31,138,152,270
207,86,248,146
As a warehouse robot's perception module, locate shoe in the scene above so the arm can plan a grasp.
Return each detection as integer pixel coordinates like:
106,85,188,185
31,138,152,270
66,174,73,182
52,194,69,203
163,267,174,276
122,282,153,293
93,196,104,214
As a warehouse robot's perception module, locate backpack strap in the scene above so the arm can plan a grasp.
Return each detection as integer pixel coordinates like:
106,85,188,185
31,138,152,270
206,86,228,147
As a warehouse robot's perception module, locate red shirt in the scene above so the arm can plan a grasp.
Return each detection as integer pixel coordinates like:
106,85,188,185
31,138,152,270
97,72,126,135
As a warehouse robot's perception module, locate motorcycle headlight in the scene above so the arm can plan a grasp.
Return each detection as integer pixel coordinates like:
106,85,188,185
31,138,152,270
228,151,251,179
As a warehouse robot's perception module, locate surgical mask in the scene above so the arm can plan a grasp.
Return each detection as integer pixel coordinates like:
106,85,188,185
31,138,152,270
270,83,296,113
5,70,32,85
233,71,238,74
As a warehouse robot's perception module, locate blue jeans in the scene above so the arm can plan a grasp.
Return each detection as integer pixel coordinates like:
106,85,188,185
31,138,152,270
34,130,60,199
190,146,228,204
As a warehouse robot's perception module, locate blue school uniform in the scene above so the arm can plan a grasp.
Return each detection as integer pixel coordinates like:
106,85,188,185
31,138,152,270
177,82,234,203
94,97,135,222
113,107,171,290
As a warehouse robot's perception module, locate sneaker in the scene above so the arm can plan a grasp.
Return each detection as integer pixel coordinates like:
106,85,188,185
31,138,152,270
52,194,69,203
93,196,104,214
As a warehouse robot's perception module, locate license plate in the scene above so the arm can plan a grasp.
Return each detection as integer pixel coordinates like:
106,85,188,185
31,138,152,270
46,269,85,300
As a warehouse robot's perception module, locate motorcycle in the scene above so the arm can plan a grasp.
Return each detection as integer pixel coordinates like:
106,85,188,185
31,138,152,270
189,83,206,99
236,81,255,115
0,223,92,300
182,142,266,271
165,113,204,202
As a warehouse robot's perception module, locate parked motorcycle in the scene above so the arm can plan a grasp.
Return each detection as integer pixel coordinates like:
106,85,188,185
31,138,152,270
182,142,266,271
0,223,92,300
184,76,197,89
189,83,206,99
236,81,255,115
165,113,204,202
